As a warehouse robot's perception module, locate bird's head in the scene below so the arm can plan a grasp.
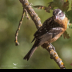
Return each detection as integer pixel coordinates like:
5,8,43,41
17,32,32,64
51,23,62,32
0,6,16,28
53,9,65,20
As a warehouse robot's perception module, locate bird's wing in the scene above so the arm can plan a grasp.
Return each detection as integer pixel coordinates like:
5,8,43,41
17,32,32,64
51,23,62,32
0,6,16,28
38,27,64,45
31,17,53,43
34,16,60,39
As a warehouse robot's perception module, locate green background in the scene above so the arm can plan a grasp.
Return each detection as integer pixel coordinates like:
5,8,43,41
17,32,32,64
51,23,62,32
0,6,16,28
0,0,72,69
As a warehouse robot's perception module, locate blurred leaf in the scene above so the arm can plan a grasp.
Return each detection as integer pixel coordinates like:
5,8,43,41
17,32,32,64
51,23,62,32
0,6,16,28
63,31,70,39
48,0,69,11
67,23,72,29
33,0,69,13
66,10,72,23
48,0,64,9
62,0,69,11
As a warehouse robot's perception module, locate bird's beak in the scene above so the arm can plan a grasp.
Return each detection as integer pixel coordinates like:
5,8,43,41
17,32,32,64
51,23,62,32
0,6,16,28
55,15,59,20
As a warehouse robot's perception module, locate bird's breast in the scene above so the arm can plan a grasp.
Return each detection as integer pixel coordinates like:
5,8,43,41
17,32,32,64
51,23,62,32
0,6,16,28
54,17,68,31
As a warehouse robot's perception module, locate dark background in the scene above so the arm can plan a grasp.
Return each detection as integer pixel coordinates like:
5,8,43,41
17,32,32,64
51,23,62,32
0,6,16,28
0,0,72,69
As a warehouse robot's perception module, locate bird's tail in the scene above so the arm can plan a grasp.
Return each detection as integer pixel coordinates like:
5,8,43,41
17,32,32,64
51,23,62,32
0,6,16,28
24,40,39,61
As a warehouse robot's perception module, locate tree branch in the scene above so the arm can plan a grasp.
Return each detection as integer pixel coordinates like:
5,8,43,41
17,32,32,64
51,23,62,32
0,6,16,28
19,0,66,69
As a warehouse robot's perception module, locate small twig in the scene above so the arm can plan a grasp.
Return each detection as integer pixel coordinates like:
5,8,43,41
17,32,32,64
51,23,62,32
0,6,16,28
19,0,66,69
25,9,30,20
15,7,25,46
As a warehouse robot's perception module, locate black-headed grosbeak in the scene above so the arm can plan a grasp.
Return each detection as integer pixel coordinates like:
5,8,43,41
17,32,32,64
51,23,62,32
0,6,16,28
24,9,68,61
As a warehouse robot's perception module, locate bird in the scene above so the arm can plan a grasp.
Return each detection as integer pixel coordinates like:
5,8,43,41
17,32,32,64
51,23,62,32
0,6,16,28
24,9,68,61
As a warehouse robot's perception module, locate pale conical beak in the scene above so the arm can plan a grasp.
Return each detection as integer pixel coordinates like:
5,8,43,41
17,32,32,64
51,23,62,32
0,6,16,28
55,15,59,19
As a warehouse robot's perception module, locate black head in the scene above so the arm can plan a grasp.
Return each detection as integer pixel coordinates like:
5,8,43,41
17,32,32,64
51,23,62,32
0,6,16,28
53,9,65,20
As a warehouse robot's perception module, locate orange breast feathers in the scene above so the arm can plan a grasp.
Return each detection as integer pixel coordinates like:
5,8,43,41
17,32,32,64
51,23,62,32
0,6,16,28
54,16,68,31
49,17,69,43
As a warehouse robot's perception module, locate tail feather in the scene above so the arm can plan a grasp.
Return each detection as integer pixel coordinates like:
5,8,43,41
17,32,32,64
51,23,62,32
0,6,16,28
24,46,37,61
24,40,39,61
31,37,35,43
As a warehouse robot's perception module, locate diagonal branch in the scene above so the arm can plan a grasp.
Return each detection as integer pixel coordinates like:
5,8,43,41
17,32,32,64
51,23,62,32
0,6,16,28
19,0,66,69
19,0,42,29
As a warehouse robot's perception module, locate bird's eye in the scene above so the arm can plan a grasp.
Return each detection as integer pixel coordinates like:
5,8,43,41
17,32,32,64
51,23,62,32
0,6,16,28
59,13,61,15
